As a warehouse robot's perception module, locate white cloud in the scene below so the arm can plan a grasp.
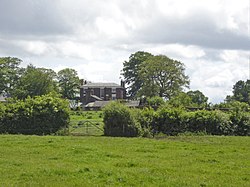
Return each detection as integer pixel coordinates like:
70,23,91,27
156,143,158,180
0,0,249,103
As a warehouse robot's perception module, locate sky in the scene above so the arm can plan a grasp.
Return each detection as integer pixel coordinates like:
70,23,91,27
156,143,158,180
0,0,249,103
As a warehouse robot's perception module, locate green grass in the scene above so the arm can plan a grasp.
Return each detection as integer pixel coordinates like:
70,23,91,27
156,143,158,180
0,135,249,186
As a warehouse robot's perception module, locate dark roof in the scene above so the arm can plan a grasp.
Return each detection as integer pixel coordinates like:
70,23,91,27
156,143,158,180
81,82,123,88
0,95,7,102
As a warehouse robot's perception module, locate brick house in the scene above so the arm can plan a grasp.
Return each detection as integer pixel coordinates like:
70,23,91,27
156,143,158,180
80,80,126,105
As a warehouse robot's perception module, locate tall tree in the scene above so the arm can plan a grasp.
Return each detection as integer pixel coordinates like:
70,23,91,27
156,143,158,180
0,57,23,96
138,55,189,99
13,65,58,99
226,80,250,104
57,68,80,99
187,90,208,107
122,51,153,98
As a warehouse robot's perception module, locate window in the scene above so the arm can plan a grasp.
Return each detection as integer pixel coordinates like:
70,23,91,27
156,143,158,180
100,89,104,98
112,94,116,100
112,88,116,93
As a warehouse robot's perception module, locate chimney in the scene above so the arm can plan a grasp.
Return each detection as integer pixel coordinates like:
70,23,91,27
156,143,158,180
80,79,84,86
121,80,125,88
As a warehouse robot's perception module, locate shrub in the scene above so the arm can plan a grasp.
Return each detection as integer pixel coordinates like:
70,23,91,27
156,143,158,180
154,107,186,135
186,110,232,135
230,111,250,136
146,96,165,109
134,107,156,136
135,107,155,129
0,93,70,135
103,102,141,137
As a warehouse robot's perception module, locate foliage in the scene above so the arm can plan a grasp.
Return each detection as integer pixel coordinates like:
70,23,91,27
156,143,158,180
226,80,250,104
138,55,189,99
12,65,58,99
167,92,192,108
214,101,250,113
0,57,23,95
103,102,141,137
154,107,186,135
186,110,233,135
0,93,70,135
146,96,165,109
132,105,248,136
230,111,250,136
57,68,80,99
122,51,153,98
187,90,208,107
134,107,156,136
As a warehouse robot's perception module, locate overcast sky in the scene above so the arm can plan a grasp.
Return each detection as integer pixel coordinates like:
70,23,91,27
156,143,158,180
0,0,249,103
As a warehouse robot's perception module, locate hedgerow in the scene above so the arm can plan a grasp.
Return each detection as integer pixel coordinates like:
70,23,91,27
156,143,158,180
0,93,70,135
102,101,250,137
103,102,141,137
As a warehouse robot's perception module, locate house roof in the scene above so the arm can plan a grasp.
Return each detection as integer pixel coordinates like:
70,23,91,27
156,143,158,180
84,100,140,108
85,101,110,108
81,82,123,88
126,100,140,107
91,95,103,101
0,95,7,102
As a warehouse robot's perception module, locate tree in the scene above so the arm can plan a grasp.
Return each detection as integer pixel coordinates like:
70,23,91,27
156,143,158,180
138,55,189,99
167,92,192,108
0,57,23,96
122,51,153,98
57,68,80,99
13,65,58,99
187,90,208,107
226,80,250,104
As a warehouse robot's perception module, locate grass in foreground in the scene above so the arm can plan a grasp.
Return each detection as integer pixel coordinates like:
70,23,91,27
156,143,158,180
0,135,249,186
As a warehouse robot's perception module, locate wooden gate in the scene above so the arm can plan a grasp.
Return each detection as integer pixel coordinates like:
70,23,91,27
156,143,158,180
70,120,104,136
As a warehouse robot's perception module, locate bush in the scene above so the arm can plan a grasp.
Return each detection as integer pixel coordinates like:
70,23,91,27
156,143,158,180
146,96,165,109
103,102,141,137
133,108,155,137
0,93,70,135
186,110,232,135
154,107,186,135
230,111,250,136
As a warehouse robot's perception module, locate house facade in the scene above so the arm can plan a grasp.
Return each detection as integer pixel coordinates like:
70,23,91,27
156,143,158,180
80,80,126,105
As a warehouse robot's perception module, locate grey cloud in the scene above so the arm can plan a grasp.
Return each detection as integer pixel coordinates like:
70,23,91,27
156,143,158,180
0,0,72,37
135,12,250,51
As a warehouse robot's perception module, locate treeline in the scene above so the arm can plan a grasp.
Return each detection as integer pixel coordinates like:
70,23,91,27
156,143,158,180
103,100,250,137
0,57,80,100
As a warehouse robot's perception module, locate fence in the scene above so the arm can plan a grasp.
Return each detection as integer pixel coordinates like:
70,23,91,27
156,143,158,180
69,120,104,136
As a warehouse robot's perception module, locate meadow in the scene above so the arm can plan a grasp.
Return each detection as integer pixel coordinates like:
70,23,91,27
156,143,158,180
0,135,249,186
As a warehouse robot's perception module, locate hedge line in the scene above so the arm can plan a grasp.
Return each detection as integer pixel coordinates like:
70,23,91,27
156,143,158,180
103,102,250,137
0,94,70,135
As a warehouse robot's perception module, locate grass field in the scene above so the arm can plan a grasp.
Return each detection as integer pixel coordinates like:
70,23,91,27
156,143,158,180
0,135,249,186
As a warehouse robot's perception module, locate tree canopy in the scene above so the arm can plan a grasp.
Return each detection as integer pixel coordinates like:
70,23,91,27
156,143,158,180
187,90,208,107
13,65,58,99
122,52,189,99
226,80,250,104
57,68,80,99
122,51,153,98
0,57,23,96
138,55,189,99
